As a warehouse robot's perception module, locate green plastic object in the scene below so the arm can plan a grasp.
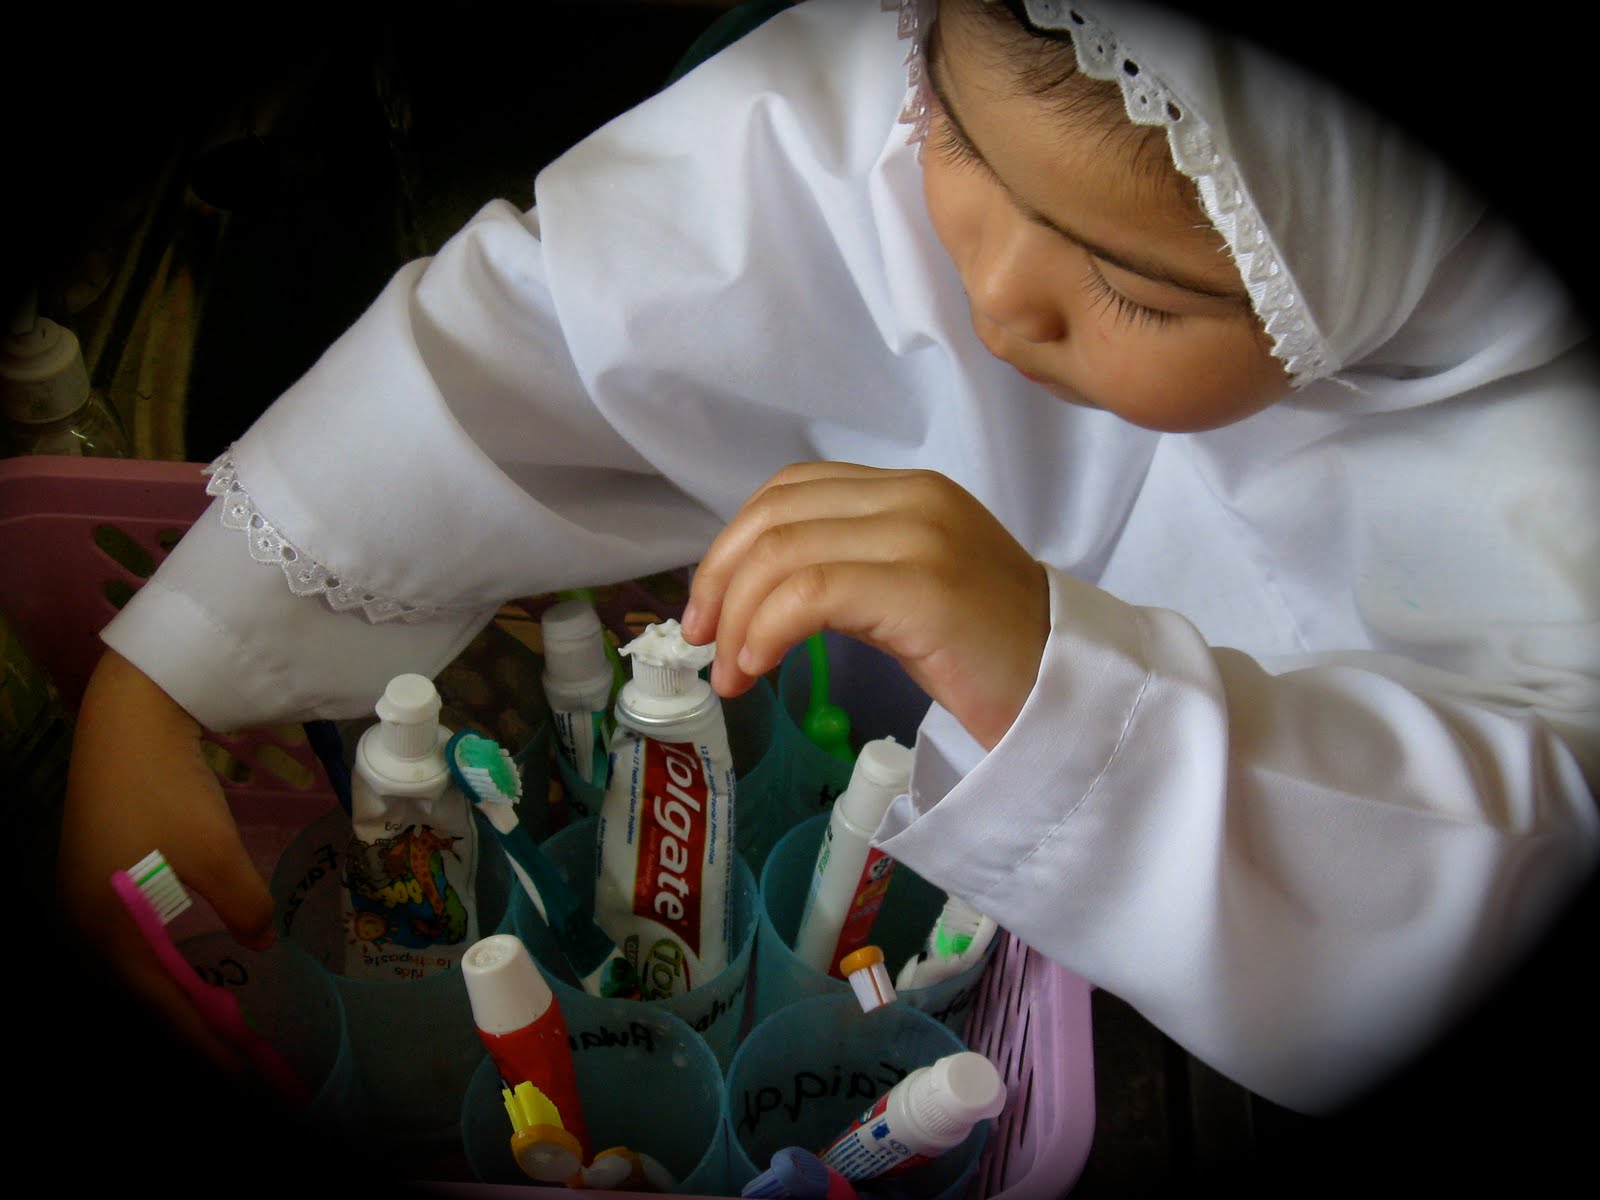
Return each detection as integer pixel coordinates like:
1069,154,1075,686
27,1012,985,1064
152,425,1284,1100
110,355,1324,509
802,633,854,764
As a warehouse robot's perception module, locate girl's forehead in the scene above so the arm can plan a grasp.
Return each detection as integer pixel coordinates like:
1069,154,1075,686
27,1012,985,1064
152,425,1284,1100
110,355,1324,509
932,1,1233,281
938,2,1186,190
917,0,1328,384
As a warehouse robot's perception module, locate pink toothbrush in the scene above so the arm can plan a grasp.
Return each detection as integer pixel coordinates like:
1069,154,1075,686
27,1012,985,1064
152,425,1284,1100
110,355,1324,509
110,850,312,1108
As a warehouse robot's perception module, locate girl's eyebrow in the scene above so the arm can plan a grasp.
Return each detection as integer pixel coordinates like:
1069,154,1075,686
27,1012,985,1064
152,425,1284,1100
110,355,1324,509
924,21,1245,302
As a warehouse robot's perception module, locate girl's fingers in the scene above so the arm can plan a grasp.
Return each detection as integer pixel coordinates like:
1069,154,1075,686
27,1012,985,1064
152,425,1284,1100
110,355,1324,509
686,462,1049,747
175,791,278,952
683,463,926,643
731,558,943,679
58,649,274,1076
732,553,1044,749
709,511,945,690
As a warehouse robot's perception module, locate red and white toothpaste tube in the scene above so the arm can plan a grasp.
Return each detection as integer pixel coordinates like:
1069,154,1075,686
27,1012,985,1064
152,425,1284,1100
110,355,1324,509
792,737,913,977
462,933,590,1162
593,620,737,1000
816,1051,1005,1181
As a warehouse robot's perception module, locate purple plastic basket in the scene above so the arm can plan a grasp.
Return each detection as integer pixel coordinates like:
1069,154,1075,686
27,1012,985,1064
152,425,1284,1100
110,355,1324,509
1,455,1096,1199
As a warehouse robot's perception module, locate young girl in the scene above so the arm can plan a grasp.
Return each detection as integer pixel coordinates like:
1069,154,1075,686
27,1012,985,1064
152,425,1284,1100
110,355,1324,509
59,0,1597,1131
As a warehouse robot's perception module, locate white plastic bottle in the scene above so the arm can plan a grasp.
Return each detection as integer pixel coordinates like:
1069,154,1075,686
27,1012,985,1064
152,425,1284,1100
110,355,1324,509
792,736,913,977
540,597,616,796
342,672,479,981
1,291,129,458
817,1050,1007,1181
593,620,736,999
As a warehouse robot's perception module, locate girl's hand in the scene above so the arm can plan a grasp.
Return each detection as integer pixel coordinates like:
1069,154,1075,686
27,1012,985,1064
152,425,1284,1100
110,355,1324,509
681,462,1049,751
56,649,278,1079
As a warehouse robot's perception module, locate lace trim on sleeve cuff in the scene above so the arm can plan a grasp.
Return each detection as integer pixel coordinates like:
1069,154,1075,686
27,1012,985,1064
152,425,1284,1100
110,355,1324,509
204,450,476,624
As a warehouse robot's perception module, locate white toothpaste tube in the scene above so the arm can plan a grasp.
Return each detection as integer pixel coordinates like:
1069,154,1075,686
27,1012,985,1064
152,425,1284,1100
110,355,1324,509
792,737,913,977
342,673,479,983
541,598,616,801
593,620,736,1000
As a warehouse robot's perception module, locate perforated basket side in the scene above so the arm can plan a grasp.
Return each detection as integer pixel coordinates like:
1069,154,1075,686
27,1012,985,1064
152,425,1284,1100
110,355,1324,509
0,456,212,710
0,455,339,888
1,456,1097,1199
962,933,1097,1200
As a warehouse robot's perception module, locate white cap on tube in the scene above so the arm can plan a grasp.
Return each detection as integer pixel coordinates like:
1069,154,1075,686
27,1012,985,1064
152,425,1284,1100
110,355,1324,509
462,933,555,1034
836,736,914,831
373,672,444,761
617,619,715,716
906,1051,1007,1140
541,598,612,694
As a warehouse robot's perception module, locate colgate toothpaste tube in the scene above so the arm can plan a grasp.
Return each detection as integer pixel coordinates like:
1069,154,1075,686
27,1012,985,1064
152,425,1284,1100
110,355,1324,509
594,620,736,1000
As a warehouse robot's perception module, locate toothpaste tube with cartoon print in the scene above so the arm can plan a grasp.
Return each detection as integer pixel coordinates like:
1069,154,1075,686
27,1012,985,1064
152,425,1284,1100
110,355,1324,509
593,620,736,1000
342,672,479,982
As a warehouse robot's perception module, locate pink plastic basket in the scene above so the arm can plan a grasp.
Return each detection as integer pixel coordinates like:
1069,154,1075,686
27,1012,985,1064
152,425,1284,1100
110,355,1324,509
0,454,1095,1200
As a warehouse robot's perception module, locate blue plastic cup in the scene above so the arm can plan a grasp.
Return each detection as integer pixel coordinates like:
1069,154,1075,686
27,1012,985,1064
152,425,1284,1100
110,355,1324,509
176,929,365,1131
460,995,730,1192
511,814,758,1069
775,632,932,830
269,805,515,1147
724,993,989,1198
754,814,995,1033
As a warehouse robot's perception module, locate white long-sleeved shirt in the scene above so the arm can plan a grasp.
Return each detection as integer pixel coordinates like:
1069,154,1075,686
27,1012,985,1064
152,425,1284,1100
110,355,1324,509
101,0,1599,1112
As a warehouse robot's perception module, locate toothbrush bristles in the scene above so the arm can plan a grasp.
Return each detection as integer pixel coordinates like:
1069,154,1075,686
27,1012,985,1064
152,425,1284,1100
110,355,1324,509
455,733,522,801
129,849,193,924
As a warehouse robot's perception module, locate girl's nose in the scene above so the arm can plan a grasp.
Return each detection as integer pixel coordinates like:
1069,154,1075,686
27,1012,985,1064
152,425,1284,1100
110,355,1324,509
964,207,1067,344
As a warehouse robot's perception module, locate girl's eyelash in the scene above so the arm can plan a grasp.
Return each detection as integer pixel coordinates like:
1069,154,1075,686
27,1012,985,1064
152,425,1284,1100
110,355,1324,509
930,89,1179,330
930,106,992,177
1081,262,1178,328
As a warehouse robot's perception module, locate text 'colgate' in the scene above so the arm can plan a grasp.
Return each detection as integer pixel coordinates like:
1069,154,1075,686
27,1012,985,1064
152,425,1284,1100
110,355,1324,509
632,738,708,956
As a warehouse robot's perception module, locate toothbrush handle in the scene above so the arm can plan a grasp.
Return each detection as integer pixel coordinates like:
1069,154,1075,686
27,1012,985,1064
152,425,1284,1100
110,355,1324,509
110,871,312,1107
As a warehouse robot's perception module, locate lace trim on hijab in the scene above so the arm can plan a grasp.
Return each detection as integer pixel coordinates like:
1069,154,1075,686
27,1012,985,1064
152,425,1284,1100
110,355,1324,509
885,0,1332,386
883,0,936,146
204,450,464,624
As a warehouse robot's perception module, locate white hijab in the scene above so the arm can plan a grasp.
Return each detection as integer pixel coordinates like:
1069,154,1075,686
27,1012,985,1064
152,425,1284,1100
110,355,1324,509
191,0,1594,781
886,0,1600,781
1009,0,1588,407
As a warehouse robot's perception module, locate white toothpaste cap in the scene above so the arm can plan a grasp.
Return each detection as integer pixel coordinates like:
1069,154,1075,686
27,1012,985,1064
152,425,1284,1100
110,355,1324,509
540,598,613,693
618,619,716,698
836,736,914,830
462,934,556,1034
907,1051,1007,1140
373,672,443,761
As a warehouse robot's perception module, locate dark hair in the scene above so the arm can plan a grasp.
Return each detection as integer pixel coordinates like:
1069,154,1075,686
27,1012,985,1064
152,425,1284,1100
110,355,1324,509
963,0,1185,195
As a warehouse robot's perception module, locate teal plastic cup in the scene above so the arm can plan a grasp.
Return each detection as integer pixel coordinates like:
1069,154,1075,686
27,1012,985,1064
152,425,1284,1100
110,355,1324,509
270,805,515,1147
460,996,729,1192
754,814,995,1033
176,929,365,1130
510,814,758,1069
775,632,933,829
724,993,989,1198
